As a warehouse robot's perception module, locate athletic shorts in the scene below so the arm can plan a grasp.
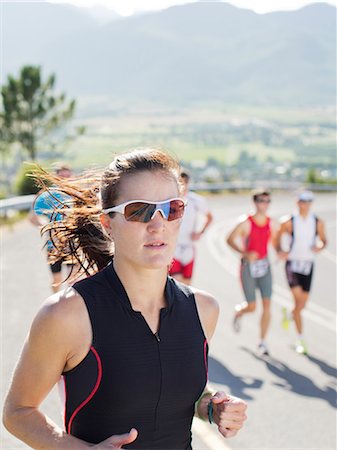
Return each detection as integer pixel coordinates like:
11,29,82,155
170,244,195,279
169,258,194,279
240,259,272,303
50,259,63,274
286,260,314,292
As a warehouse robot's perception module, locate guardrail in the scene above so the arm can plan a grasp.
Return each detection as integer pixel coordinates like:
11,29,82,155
0,183,336,215
0,194,35,215
191,181,337,192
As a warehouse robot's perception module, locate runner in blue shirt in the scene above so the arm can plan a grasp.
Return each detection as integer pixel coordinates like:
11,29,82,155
29,164,73,292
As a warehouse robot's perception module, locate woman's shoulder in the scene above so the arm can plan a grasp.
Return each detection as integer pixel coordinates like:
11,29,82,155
189,287,220,342
33,287,88,340
170,278,218,311
190,287,219,313
26,287,92,373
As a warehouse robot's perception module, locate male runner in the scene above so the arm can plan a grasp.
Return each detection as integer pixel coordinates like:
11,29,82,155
227,189,276,356
274,190,327,355
169,171,213,285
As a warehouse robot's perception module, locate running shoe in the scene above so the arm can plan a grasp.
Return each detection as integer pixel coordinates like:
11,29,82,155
295,339,308,355
282,307,290,330
257,342,269,356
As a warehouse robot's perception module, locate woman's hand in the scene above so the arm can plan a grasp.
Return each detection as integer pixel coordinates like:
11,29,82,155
212,392,247,438
93,428,138,449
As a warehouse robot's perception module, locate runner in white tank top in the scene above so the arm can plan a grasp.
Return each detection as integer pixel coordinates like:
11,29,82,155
274,191,327,355
288,212,317,262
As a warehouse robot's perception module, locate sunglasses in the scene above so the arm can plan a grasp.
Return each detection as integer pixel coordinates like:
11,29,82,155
102,198,186,223
255,198,271,204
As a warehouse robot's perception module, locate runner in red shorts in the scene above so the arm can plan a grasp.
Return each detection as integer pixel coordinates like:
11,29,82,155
169,171,213,285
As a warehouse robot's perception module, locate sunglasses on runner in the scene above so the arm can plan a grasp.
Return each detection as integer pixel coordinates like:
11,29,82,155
102,198,186,223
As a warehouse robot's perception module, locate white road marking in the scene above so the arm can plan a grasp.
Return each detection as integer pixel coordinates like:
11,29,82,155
321,249,337,264
192,418,231,450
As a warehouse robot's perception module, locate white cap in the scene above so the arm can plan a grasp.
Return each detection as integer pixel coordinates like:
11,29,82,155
298,190,314,202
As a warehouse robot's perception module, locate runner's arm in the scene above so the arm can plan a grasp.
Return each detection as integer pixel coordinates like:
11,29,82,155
192,289,218,419
201,211,213,234
273,219,292,257
313,219,327,252
191,211,213,241
226,220,247,256
226,220,258,260
193,289,247,436
2,291,97,449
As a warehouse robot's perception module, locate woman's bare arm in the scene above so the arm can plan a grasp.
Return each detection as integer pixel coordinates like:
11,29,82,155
3,289,94,449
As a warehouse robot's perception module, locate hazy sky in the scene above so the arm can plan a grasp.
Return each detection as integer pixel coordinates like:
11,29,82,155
48,0,337,16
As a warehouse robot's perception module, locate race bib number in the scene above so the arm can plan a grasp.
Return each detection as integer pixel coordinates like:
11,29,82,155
290,260,313,276
249,259,269,278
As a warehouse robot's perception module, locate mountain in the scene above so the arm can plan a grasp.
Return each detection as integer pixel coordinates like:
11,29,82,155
2,2,336,106
2,2,98,73
81,5,120,25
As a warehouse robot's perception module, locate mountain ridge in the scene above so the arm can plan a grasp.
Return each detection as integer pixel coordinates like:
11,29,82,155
3,2,336,106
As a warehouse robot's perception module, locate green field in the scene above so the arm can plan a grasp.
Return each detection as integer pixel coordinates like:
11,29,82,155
1,102,335,196
63,102,336,170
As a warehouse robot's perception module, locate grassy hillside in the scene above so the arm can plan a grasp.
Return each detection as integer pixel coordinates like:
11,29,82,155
63,102,335,170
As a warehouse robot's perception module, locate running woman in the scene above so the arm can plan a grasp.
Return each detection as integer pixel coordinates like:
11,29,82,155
274,190,327,355
3,149,247,449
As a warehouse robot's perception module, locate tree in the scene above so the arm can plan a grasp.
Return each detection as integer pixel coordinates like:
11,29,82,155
306,167,318,184
0,65,80,160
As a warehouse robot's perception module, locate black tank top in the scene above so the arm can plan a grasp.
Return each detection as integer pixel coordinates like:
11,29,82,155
62,263,208,449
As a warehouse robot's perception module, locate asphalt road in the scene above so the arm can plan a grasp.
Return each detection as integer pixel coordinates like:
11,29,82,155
1,192,336,449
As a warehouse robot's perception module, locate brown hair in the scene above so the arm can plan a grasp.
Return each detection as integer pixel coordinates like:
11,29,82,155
35,148,181,278
179,170,191,183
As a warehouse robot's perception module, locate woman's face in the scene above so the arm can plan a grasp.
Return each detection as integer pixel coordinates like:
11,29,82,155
102,170,182,271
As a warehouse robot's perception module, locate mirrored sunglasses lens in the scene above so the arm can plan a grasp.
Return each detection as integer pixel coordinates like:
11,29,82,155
168,200,185,221
124,199,185,222
124,202,155,222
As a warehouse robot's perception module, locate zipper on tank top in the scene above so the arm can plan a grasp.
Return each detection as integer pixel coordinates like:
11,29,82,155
136,310,165,429
154,331,161,342
154,329,162,431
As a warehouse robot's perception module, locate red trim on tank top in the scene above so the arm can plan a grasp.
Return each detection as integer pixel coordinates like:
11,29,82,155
62,376,67,429
204,339,208,381
67,346,103,434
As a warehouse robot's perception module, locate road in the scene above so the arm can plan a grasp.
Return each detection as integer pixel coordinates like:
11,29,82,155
1,192,336,449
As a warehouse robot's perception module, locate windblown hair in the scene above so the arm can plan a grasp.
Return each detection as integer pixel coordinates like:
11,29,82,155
34,148,181,279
